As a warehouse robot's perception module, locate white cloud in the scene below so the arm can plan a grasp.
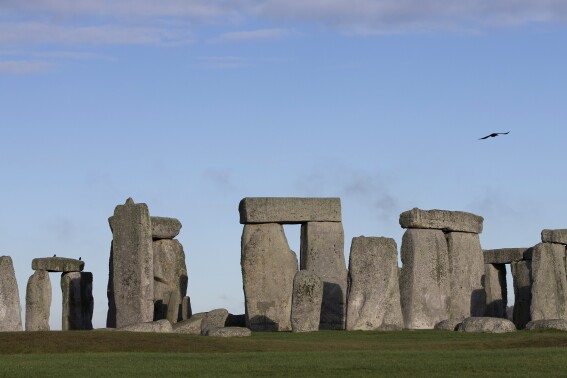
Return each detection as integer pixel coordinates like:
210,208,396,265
198,56,250,69
0,59,53,74
214,28,293,42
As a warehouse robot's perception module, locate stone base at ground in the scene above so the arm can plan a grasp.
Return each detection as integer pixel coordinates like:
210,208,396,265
118,319,172,333
434,319,463,331
525,319,567,331
25,270,51,331
204,327,252,337
291,271,323,332
458,317,516,333
172,313,206,334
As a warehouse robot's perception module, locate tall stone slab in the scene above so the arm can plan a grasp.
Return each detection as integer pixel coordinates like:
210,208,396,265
25,270,51,331
0,256,22,331
153,239,188,323
109,198,154,328
61,272,94,330
300,222,347,330
241,223,298,331
346,237,403,331
291,270,323,332
446,232,486,319
106,244,116,328
530,242,567,321
484,263,507,318
511,260,532,329
399,229,450,329
239,197,341,224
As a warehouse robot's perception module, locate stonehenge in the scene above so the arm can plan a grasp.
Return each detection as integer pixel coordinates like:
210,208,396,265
291,270,323,332
0,256,23,331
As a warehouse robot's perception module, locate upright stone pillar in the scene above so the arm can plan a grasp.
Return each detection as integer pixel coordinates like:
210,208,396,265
300,222,347,330
346,237,403,330
399,229,450,329
241,223,298,331
512,260,532,329
153,239,187,323
109,198,154,328
291,270,323,332
484,263,507,318
0,256,22,332
61,272,93,330
446,232,486,318
530,242,567,321
25,270,51,331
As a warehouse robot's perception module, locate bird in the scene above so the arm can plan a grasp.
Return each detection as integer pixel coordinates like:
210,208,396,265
53,254,56,257
479,131,510,140
79,257,82,261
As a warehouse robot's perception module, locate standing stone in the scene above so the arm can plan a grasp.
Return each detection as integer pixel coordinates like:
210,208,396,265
530,242,567,321
61,272,94,330
106,244,116,328
109,198,154,328
512,260,532,329
446,232,486,319
152,239,187,323
399,229,450,329
300,222,347,330
291,270,323,332
0,256,22,331
346,237,403,331
241,223,298,331
181,296,192,321
25,270,51,331
484,263,507,318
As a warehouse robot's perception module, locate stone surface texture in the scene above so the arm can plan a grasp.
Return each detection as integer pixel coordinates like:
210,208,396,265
32,257,84,272
109,199,154,328
241,223,298,331
511,260,532,329
484,263,507,318
446,232,486,319
541,229,567,245
151,216,182,239
458,317,516,333
399,208,483,234
25,270,51,331
399,229,450,329
526,319,567,331
61,272,94,330
201,308,229,336
291,270,323,332
346,237,403,331
434,319,463,331
530,242,567,321
118,319,172,333
153,239,187,323
204,327,252,337
300,222,347,330
483,248,533,264
0,256,23,331
172,313,206,334
239,197,341,224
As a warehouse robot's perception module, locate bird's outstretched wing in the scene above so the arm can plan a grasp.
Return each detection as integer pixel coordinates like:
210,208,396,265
479,131,510,140
479,134,492,140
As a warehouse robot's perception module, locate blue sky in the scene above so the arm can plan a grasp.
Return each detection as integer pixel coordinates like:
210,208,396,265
1,1,567,329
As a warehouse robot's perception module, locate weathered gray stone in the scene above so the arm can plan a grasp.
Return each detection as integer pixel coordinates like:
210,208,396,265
239,197,341,224
201,308,229,336
109,198,154,328
32,257,84,272
483,248,533,264
25,270,51,331
241,223,298,331
346,237,403,331
0,256,22,332
153,239,187,323
106,243,116,328
542,229,567,245
151,216,182,239
447,232,486,319
434,319,463,331
300,222,347,330
181,296,192,321
484,263,507,318
172,313,206,334
118,319,172,333
400,229,450,329
399,208,483,234
458,317,516,333
291,271,323,332
530,242,567,321
61,272,93,330
526,319,567,331
511,260,532,329
205,327,252,337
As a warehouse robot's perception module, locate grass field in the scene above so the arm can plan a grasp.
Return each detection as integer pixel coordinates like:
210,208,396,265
1,330,567,377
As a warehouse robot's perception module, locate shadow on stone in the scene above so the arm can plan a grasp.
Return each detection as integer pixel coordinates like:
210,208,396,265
320,282,344,330
248,315,278,331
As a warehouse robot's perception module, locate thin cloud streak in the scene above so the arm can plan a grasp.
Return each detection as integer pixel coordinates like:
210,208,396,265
214,28,293,42
0,59,53,74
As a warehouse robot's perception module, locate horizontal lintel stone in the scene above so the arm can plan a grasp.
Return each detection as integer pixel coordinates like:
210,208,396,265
399,208,483,234
151,217,182,239
541,229,567,245
32,257,84,272
239,197,341,224
483,248,533,264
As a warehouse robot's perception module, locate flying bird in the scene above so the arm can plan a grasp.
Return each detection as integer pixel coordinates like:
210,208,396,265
479,131,510,140
79,257,82,261
53,254,56,257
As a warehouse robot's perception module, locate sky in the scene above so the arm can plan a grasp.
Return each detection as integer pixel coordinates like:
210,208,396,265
1,1,567,329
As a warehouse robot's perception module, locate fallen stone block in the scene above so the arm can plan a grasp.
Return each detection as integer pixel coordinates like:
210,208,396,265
541,229,567,245
25,270,51,331
434,319,463,331
204,327,252,337
484,263,507,318
239,197,341,224
300,222,347,330
399,208,483,234
458,317,516,333
151,216,182,239
118,319,172,333
201,308,229,336
511,260,532,329
526,319,567,331
530,243,567,321
32,257,84,272
346,237,403,331
0,256,23,332
483,248,533,264
291,270,323,332
172,313,206,334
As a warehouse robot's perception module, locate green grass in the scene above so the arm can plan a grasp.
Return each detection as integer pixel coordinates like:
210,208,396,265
1,330,567,377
